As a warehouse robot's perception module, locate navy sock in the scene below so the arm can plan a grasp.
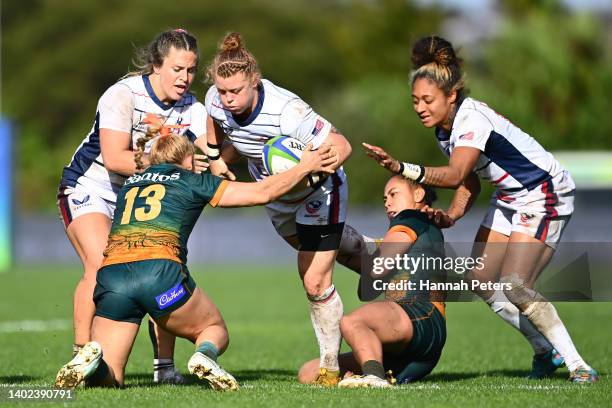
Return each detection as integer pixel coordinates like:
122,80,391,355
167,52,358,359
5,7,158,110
362,360,385,379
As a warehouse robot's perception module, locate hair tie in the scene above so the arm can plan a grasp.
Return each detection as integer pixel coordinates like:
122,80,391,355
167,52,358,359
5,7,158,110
174,28,187,34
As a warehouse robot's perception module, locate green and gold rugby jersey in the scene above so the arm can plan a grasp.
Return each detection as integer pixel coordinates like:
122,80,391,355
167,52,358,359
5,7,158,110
102,164,227,267
387,209,447,317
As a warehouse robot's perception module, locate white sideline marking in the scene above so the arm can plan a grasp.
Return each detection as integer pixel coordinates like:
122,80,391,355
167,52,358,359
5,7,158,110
0,319,71,333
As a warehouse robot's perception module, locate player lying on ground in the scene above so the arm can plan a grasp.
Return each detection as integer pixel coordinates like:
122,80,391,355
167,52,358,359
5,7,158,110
55,126,337,390
56,28,207,384
299,176,446,387
363,35,597,383
205,32,375,386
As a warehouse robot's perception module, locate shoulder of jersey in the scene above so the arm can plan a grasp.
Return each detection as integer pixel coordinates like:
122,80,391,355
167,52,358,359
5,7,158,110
114,75,197,107
261,79,301,106
115,75,145,92
205,85,222,112
458,97,494,117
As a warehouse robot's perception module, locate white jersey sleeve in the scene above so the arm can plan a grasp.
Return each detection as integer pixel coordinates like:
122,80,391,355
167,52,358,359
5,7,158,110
188,101,207,138
97,83,134,133
451,107,493,152
279,99,332,149
204,85,216,114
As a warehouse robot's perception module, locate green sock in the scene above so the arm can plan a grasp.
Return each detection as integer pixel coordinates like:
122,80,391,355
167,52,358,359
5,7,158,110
362,360,385,380
196,341,219,362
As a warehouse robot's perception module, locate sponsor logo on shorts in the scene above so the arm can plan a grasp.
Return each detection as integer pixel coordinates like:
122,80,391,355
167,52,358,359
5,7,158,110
155,283,186,310
71,195,90,206
305,200,323,216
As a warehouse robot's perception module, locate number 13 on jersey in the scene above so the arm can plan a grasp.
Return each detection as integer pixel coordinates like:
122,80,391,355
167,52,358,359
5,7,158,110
120,184,166,225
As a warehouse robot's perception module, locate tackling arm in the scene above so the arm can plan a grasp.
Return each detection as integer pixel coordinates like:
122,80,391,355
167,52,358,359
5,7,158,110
217,144,336,207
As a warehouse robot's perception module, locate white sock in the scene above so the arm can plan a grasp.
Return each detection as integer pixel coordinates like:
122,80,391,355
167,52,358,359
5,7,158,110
309,285,343,371
153,358,174,381
524,301,591,372
486,290,552,355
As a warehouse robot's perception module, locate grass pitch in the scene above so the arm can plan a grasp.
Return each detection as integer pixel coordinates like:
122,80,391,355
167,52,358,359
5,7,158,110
0,264,609,407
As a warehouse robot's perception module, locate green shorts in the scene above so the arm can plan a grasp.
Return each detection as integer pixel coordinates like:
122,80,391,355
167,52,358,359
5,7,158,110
94,259,196,324
382,300,446,384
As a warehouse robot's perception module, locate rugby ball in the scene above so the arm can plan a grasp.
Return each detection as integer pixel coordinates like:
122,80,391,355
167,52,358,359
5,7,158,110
261,136,326,201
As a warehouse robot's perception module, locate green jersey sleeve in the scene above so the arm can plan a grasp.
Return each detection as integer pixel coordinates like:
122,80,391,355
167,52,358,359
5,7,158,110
188,172,229,207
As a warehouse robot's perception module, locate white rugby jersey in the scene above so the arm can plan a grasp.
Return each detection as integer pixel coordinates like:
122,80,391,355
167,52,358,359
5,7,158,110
205,79,334,182
435,97,567,194
60,75,206,202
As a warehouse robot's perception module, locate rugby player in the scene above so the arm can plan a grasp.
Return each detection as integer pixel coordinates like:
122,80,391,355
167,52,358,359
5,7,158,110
57,29,207,383
363,36,597,383
299,176,446,387
204,32,373,386
55,125,337,389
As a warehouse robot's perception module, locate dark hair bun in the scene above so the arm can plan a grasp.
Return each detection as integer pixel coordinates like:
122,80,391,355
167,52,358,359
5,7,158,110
221,32,242,52
411,36,458,69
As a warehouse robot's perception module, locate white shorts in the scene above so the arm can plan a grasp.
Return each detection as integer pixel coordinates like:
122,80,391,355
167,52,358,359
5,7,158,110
57,184,116,229
481,171,575,248
265,171,348,237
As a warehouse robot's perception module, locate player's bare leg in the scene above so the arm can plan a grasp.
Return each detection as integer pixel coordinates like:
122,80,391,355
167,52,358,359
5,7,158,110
65,213,111,350
337,301,412,387
56,316,138,388
298,249,343,386
499,231,597,382
90,317,140,386
66,213,180,382
469,226,557,368
160,288,238,390
466,226,565,378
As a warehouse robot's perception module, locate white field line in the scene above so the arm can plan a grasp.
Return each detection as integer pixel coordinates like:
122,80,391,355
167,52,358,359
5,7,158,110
0,319,71,333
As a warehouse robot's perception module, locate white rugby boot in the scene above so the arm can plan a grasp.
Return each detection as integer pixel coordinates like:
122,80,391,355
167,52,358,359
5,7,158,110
187,352,239,391
55,341,102,389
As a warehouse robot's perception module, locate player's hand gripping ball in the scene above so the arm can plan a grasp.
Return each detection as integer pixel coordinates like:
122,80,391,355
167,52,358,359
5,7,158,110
262,136,328,201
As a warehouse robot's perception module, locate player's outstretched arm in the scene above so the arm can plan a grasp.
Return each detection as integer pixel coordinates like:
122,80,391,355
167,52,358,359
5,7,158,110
217,144,336,207
362,143,480,189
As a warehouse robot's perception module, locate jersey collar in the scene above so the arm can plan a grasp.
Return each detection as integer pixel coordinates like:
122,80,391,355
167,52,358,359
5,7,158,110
232,82,265,127
434,95,467,141
143,75,176,111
